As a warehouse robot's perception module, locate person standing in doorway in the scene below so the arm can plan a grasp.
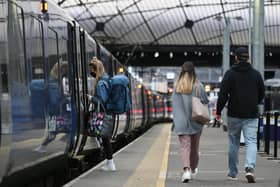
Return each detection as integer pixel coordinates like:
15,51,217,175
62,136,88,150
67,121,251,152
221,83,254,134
87,57,116,171
172,61,209,183
216,47,265,183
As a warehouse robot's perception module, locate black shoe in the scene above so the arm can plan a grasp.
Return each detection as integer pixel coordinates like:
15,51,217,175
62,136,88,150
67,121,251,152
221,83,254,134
245,167,256,183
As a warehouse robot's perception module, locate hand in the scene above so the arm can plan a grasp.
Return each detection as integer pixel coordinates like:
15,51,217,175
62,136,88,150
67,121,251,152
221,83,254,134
87,94,92,101
213,115,222,128
215,114,222,123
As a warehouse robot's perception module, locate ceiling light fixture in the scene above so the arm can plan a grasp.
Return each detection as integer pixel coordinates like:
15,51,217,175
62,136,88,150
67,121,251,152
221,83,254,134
154,52,159,58
169,52,173,58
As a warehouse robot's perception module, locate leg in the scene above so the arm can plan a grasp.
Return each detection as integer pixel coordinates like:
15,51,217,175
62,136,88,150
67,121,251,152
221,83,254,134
242,119,258,169
190,132,201,171
178,135,191,170
227,117,242,177
101,137,116,171
42,132,56,146
102,137,113,160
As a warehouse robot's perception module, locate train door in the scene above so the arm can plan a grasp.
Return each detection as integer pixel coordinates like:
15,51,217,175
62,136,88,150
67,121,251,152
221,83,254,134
73,29,99,154
1,0,43,180
140,84,147,127
76,32,101,152
111,60,130,137
65,22,83,154
0,0,14,183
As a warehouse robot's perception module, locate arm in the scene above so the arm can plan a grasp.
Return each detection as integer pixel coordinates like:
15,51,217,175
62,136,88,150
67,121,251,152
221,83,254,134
193,82,209,104
216,71,231,116
96,80,109,104
257,73,265,104
199,84,209,105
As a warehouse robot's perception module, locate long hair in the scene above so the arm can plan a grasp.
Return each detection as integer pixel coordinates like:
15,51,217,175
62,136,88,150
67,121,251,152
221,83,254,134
89,57,105,94
175,61,196,94
50,61,68,80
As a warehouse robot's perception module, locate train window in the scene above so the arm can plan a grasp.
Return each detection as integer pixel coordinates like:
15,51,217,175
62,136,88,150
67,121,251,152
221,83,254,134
6,2,27,84
85,34,97,60
99,45,113,76
0,6,8,93
47,28,59,79
265,70,275,80
26,15,45,79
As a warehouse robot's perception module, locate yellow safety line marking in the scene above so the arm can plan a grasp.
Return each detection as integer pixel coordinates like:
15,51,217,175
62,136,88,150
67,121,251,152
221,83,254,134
123,124,171,187
156,125,171,187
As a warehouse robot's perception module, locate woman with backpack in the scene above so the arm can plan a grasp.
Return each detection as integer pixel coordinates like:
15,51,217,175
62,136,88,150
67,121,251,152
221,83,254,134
172,61,209,182
87,57,116,171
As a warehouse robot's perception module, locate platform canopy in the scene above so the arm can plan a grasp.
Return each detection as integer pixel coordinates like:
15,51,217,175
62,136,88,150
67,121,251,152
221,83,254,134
55,0,280,47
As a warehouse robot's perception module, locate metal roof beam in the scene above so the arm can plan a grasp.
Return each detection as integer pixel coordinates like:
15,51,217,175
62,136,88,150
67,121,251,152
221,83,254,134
58,0,67,6
111,8,170,44
77,4,177,21
179,0,198,45
64,1,249,9
104,0,143,24
219,0,233,43
75,2,249,22
198,23,280,45
133,0,158,44
150,25,185,45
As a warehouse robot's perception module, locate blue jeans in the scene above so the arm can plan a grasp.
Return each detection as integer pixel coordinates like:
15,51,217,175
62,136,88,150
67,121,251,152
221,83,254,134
227,117,258,177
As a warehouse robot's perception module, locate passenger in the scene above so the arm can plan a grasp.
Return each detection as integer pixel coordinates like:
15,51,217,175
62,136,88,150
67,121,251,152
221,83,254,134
172,61,209,183
215,47,265,183
34,61,69,153
87,57,116,171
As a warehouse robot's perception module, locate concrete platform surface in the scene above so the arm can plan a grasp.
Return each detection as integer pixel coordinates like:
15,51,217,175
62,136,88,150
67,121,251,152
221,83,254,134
64,123,280,187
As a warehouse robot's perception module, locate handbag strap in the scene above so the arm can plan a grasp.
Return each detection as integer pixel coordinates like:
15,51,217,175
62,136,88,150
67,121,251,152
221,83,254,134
88,98,106,113
192,81,201,98
96,99,106,113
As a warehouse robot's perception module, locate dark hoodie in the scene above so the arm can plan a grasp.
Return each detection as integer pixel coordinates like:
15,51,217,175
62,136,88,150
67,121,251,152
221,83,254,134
216,62,265,118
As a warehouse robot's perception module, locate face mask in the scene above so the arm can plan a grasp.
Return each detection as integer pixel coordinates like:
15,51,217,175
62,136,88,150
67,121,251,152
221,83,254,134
90,72,96,78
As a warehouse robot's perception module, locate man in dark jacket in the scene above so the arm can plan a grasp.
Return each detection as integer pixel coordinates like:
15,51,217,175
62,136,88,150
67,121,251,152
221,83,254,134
216,47,265,183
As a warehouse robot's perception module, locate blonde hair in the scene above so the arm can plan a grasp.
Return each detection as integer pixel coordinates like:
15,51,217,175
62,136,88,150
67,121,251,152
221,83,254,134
175,61,196,94
175,73,195,94
89,57,105,82
50,61,68,80
89,57,106,94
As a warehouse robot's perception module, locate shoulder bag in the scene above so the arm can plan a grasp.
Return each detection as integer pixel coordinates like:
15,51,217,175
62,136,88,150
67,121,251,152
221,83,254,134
192,84,210,124
87,101,114,138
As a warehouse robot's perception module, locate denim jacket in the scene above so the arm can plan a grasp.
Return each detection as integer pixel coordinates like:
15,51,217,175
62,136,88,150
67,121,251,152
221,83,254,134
90,73,110,106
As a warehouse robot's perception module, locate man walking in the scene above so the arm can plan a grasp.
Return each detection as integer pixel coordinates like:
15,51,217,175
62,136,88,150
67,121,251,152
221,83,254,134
216,47,265,183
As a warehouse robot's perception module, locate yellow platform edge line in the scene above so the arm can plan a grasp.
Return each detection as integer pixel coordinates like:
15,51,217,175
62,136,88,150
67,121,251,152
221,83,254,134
156,125,171,187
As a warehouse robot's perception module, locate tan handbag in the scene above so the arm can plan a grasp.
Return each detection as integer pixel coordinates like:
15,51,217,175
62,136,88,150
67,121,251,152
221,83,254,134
192,96,210,124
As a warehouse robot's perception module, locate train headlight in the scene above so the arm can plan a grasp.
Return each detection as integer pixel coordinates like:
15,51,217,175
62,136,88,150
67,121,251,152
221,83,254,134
40,0,48,13
137,84,142,89
205,84,211,92
118,67,124,73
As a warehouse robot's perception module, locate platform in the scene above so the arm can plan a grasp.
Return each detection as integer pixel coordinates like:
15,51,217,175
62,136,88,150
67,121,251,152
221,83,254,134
64,123,280,187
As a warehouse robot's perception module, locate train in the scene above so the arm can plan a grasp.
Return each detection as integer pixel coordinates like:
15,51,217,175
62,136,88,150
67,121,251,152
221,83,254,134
0,1,172,186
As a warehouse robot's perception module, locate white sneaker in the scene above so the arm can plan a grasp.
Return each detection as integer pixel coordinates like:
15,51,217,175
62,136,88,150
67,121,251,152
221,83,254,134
33,145,47,153
191,168,198,179
181,170,191,183
101,159,116,171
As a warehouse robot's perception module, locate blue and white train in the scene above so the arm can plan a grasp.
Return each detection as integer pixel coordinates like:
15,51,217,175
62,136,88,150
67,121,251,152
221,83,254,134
0,1,172,186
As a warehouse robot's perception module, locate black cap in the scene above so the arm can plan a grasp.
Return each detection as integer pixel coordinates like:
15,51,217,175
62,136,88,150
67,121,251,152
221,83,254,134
235,47,249,57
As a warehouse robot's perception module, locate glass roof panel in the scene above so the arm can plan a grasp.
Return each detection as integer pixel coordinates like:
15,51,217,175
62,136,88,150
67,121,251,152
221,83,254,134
57,0,280,46
148,8,185,38
158,28,195,45
137,0,179,11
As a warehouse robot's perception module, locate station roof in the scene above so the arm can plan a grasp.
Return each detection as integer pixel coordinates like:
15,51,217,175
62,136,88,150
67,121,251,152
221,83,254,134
55,0,280,48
